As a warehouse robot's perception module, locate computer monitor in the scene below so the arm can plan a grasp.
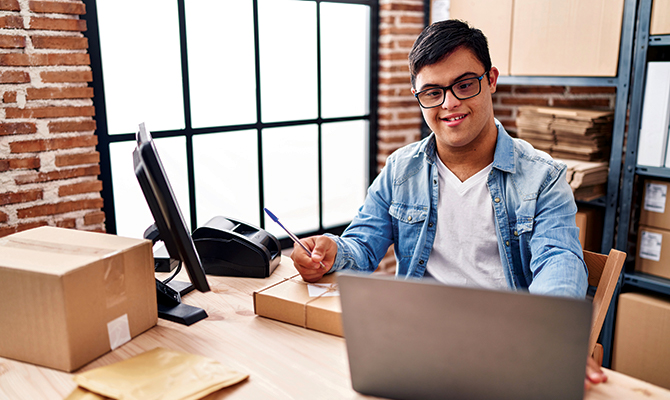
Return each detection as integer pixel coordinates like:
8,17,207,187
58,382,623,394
133,122,210,325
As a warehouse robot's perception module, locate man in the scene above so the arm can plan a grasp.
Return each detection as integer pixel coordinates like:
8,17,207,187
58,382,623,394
290,19,606,387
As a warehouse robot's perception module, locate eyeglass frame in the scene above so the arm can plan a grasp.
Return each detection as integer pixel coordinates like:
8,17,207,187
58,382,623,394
413,70,490,109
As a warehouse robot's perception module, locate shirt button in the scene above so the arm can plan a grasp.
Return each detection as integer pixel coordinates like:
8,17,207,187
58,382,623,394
494,197,501,203
419,260,424,265
408,216,412,222
428,223,434,228
514,230,518,236
505,240,510,246
433,179,437,185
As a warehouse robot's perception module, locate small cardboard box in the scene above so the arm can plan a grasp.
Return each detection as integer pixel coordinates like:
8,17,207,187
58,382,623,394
253,273,342,337
639,179,670,231
651,0,670,35
0,227,157,372
576,207,604,252
612,292,670,389
635,225,670,280
510,0,624,76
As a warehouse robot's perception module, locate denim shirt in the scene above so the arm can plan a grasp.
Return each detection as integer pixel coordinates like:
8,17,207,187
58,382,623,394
328,121,588,298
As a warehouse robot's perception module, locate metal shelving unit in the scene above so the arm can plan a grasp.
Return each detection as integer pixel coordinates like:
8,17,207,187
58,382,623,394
615,0,670,343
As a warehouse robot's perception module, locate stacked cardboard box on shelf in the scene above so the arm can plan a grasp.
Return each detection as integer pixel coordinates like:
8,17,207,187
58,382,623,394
516,106,614,162
559,159,610,202
636,179,670,281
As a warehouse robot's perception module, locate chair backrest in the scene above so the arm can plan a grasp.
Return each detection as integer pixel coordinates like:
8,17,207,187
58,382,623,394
582,248,626,358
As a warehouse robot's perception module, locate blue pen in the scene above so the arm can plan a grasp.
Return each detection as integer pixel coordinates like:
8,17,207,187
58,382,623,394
264,208,326,269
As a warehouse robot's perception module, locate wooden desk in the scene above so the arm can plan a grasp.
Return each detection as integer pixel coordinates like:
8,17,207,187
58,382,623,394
1,257,669,400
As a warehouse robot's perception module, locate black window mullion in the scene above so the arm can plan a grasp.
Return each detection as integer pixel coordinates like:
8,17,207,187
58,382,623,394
252,0,265,229
316,0,324,231
177,0,198,231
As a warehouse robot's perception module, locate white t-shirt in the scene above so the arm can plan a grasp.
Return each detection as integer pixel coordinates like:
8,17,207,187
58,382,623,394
425,158,507,289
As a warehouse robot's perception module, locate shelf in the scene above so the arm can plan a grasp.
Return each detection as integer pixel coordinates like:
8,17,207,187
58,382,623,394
649,35,670,46
497,76,620,87
623,271,670,296
636,166,670,179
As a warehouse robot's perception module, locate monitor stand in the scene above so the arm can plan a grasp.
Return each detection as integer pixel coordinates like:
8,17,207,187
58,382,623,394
155,278,208,326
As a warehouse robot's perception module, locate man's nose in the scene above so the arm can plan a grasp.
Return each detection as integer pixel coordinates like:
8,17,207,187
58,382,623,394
441,90,461,110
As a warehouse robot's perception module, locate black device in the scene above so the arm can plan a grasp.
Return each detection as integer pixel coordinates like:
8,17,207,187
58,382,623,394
193,215,281,278
133,123,210,326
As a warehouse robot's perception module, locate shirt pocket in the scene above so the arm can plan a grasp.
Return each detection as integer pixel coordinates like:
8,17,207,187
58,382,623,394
389,202,428,258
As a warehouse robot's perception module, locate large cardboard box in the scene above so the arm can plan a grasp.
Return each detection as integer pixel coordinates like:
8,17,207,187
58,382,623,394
612,292,670,389
576,207,604,252
253,273,342,337
510,0,625,76
640,179,670,230
448,0,513,75
651,0,670,35
635,225,670,280
0,227,157,372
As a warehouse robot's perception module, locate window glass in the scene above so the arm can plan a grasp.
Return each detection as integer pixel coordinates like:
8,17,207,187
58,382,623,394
111,136,191,239
96,0,184,134
185,0,257,128
322,120,368,227
258,0,318,123
262,125,319,237
193,130,260,227
321,3,370,118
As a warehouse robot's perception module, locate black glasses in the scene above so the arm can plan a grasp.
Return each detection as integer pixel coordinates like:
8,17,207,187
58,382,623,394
414,71,489,109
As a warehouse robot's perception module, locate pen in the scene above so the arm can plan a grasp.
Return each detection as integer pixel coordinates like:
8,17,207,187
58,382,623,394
264,208,326,269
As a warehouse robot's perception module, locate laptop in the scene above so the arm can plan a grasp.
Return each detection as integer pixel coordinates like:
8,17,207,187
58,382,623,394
337,273,592,400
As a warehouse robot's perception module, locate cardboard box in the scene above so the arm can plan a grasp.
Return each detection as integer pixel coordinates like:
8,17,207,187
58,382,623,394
612,292,670,389
576,207,603,252
510,0,624,76
635,225,670,280
253,273,342,337
0,227,157,372
651,0,670,35
640,179,670,231
448,0,513,75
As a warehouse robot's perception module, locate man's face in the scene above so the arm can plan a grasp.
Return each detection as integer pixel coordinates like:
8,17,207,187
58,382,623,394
412,47,499,157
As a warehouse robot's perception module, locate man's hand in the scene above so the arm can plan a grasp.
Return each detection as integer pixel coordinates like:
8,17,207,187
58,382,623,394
584,355,607,390
290,235,337,282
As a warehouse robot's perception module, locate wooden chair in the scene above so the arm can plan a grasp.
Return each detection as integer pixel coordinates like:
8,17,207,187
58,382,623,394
582,248,626,365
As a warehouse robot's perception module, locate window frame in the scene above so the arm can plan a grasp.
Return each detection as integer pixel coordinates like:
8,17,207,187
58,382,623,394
84,0,379,248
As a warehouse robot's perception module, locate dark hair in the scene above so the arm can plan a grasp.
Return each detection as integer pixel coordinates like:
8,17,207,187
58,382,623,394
408,19,492,88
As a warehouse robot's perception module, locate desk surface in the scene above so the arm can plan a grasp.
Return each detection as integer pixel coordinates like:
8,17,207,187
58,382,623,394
1,256,669,400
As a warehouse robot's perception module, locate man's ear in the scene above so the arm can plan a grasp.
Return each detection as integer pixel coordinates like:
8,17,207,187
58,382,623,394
488,66,500,94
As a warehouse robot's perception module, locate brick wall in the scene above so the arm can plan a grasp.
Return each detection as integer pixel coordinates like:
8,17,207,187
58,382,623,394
0,0,103,237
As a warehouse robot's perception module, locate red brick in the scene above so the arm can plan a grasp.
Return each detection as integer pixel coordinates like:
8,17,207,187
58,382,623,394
0,70,30,83
0,160,7,172
10,135,97,153
0,189,43,206
54,151,99,166
26,86,93,100
0,211,7,223
56,218,76,228
0,15,24,29
3,91,17,103
58,180,102,196
0,0,20,11
380,3,423,12
9,157,40,170
15,165,99,185
29,1,86,15
513,86,565,94
17,198,104,218
49,119,96,133
0,122,37,135
0,221,49,238
83,210,105,225
500,97,550,106
399,15,424,24
568,86,616,94
29,17,86,31
40,70,91,82
31,35,88,49
5,105,95,119
0,34,25,48
552,99,611,109
0,53,90,66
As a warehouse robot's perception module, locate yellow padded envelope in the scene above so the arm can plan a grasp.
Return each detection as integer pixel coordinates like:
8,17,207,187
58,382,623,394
66,347,248,400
